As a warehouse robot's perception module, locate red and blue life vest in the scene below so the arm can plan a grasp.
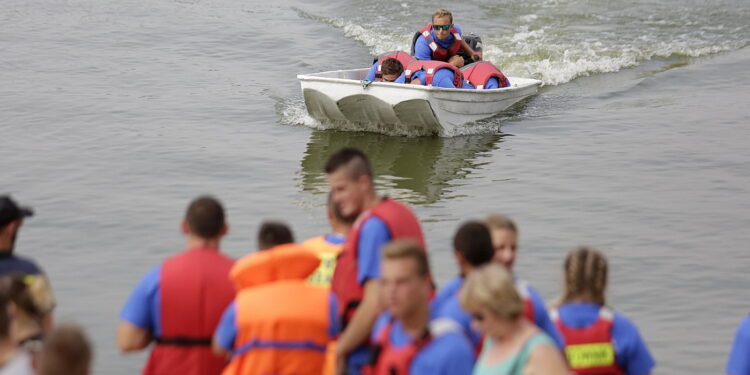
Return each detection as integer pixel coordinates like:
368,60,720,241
418,24,463,62
143,248,235,375
364,319,432,375
461,61,510,89
404,60,464,88
374,51,415,81
551,307,626,375
331,198,426,328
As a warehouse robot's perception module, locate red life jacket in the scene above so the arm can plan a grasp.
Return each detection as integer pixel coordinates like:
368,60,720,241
331,198,425,328
143,248,235,375
374,51,415,81
461,61,510,89
364,319,432,375
418,24,462,62
551,307,626,375
404,60,464,88
515,279,536,323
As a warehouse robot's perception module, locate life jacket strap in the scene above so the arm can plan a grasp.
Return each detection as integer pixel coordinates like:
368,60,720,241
155,336,212,346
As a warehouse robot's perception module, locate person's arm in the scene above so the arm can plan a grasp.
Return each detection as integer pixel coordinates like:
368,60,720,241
414,37,432,60
335,279,383,371
727,318,750,375
527,342,570,375
364,61,379,81
460,39,482,61
212,301,238,357
118,321,152,351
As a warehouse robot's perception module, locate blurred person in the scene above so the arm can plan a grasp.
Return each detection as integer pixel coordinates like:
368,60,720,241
551,247,655,375
366,240,474,375
413,8,481,68
303,193,354,287
0,276,34,375
460,264,569,375
484,214,564,348
37,323,91,375
364,52,413,83
3,273,55,351
118,196,235,375
257,221,294,250
325,147,427,375
430,221,494,348
0,196,44,276
405,60,465,88
213,223,337,375
461,62,510,89
727,315,750,375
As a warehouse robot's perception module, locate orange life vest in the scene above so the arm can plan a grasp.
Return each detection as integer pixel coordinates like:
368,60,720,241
331,198,426,329
223,244,331,375
404,60,464,88
144,248,235,375
551,307,626,375
461,61,510,89
302,235,344,287
374,51,415,81
418,24,462,62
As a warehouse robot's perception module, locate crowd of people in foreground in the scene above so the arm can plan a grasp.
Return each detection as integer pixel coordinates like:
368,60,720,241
2,156,749,375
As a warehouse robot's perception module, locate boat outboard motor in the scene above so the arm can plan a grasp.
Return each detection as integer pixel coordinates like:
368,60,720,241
458,34,483,66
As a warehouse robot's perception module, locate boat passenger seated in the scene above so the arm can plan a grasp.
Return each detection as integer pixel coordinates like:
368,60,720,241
405,60,466,88
412,8,481,68
364,51,413,83
461,61,511,89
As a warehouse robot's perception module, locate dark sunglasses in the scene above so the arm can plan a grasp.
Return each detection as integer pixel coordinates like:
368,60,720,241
432,24,452,31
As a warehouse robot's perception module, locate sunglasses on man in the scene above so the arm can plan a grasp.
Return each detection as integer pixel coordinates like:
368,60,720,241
432,24,452,31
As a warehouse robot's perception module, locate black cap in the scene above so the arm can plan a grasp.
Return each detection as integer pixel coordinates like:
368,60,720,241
0,195,34,227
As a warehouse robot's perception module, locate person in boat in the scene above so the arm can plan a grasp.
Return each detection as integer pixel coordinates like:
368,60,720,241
37,323,92,375
430,221,495,348
364,51,413,83
213,222,338,375
405,59,467,88
3,273,55,352
459,263,569,375
413,8,482,68
551,247,655,375
365,240,474,375
118,196,235,375
727,315,750,375
484,214,565,348
461,61,511,89
302,192,354,288
325,148,428,375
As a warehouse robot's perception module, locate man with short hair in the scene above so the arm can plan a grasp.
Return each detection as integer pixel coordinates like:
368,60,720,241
257,221,294,250
118,196,235,375
325,148,427,375
366,240,474,375
413,8,481,68
0,195,43,276
38,323,92,375
364,56,409,83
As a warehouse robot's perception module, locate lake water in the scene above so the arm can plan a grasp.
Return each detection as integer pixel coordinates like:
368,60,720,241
2,0,749,373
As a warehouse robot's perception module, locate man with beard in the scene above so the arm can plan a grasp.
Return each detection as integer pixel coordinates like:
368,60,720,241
0,195,43,276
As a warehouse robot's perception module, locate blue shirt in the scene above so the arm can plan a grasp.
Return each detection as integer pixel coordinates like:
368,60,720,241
432,277,565,349
0,253,44,276
431,276,463,316
214,293,340,351
120,265,162,337
462,77,501,90
411,68,457,88
558,303,655,375
727,315,750,375
414,25,463,61
364,62,407,83
371,313,475,375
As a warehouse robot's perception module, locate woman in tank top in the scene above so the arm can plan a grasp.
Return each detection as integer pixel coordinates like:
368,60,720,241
459,264,568,375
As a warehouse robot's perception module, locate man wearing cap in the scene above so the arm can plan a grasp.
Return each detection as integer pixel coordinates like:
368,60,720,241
0,195,44,275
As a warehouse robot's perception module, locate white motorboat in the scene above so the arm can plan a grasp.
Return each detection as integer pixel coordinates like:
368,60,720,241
297,68,542,136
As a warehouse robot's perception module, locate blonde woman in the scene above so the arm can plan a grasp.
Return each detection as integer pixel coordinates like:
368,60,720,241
551,247,655,375
3,273,55,351
460,264,568,375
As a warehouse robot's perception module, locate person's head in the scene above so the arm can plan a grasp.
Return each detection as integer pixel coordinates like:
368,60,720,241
326,192,354,235
257,221,294,250
459,263,523,339
325,148,375,222
0,196,34,252
0,277,14,343
561,247,608,306
380,58,404,82
484,214,519,270
0,273,54,338
37,323,92,375
182,196,227,240
380,240,432,319
453,221,493,275
431,8,453,41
